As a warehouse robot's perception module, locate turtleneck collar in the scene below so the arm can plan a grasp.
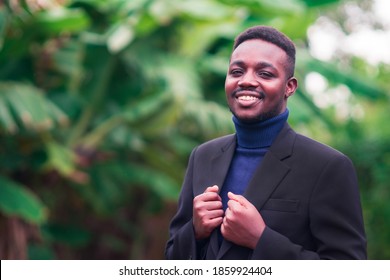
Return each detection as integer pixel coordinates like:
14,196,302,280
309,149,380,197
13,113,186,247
233,109,289,149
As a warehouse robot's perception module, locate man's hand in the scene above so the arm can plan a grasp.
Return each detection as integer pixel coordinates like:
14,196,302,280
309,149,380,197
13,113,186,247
221,192,266,249
193,185,224,240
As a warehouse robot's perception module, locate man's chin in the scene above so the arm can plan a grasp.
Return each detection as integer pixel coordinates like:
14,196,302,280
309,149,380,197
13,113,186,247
232,111,279,123
233,114,263,124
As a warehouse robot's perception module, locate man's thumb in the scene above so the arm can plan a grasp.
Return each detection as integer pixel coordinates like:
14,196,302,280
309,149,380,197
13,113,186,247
205,185,219,193
227,192,247,206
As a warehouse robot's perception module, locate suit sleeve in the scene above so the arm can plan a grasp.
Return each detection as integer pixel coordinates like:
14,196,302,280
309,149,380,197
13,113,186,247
165,147,205,260
252,154,367,260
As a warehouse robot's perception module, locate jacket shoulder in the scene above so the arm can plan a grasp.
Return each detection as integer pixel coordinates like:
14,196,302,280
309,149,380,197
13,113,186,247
275,124,350,164
196,134,236,154
295,132,346,158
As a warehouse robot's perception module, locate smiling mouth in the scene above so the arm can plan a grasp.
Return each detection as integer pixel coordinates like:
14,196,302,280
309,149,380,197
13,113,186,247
237,95,260,101
235,94,263,107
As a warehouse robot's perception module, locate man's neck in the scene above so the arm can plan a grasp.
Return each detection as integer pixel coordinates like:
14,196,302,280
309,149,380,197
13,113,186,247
233,109,289,149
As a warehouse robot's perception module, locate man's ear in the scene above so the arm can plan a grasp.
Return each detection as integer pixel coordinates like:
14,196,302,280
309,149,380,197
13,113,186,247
285,77,298,98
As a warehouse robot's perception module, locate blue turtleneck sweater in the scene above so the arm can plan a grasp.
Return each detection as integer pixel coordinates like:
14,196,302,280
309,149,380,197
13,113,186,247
219,110,289,211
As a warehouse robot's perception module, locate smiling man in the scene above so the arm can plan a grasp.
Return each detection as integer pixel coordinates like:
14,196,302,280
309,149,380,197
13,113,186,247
225,35,296,123
165,26,367,260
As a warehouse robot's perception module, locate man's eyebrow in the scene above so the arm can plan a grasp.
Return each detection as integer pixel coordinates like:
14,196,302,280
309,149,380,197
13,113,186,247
229,60,277,71
255,61,277,70
229,60,245,67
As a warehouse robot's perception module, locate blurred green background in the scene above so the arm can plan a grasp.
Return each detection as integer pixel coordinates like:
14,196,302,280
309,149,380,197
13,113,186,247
0,0,389,259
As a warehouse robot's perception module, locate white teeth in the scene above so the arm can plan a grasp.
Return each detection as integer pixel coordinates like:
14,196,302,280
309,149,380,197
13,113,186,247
238,95,258,101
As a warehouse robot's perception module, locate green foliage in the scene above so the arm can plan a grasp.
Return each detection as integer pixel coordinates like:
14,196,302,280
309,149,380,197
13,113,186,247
0,82,68,133
35,7,91,34
302,0,340,6
0,0,389,259
0,176,47,224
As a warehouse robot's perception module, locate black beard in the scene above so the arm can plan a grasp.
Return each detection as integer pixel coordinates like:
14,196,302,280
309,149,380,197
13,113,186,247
231,111,277,124
229,102,284,124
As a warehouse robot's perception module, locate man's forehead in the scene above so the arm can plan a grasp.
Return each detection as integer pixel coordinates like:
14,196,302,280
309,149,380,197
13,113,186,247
232,39,286,55
230,40,287,66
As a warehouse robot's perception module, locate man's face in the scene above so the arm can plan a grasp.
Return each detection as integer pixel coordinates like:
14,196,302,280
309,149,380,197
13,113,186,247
225,39,297,123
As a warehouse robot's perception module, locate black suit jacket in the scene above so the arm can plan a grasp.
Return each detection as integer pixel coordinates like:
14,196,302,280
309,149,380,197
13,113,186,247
165,123,367,259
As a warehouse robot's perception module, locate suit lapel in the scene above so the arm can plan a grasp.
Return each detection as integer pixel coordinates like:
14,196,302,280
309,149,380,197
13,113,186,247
217,124,296,259
244,152,291,210
194,135,236,195
206,135,236,258
246,123,295,208
210,135,236,188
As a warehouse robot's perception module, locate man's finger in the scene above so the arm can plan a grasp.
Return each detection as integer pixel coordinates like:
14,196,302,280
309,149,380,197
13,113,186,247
205,185,219,193
227,192,247,206
226,199,241,211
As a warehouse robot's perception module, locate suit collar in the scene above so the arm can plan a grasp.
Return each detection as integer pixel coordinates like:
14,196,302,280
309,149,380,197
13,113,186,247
269,123,295,160
208,134,237,187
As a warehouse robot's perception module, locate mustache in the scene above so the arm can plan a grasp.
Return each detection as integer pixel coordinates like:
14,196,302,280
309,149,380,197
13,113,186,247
232,88,265,99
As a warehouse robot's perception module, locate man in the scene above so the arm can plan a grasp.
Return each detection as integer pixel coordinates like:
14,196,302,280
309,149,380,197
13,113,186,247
165,25,367,259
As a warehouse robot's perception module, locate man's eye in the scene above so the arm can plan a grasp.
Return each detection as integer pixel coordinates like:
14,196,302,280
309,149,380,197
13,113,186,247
258,72,273,78
230,69,243,76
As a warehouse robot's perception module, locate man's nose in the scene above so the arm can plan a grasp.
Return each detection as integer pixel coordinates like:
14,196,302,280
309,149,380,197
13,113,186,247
237,72,259,87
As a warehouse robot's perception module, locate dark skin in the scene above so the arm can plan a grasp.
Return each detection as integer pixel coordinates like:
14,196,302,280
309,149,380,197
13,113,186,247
225,39,297,123
193,39,298,249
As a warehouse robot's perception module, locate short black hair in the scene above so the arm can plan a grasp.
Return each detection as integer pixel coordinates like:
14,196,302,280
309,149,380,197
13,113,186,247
233,25,296,78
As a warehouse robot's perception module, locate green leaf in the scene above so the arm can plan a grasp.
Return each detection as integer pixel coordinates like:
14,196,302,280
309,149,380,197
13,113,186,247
125,163,180,200
121,91,171,123
52,39,84,80
181,100,234,138
302,0,340,7
0,82,69,132
0,176,48,224
219,0,305,16
28,244,56,260
0,7,9,52
42,224,91,247
107,23,134,54
304,58,386,100
35,8,91,34
176,0,235,20
0,96,17,133
96,161,179,202
44,141,76,176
